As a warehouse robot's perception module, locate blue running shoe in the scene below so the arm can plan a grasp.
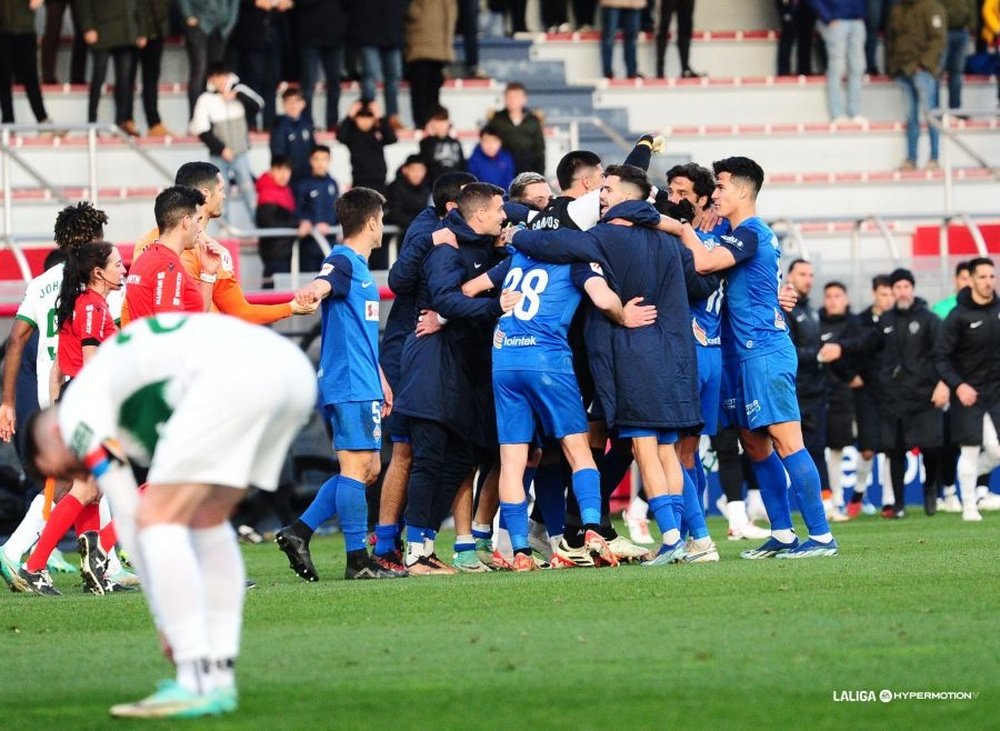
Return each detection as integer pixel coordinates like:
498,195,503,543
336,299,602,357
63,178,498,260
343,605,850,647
774,537,839,559
642,542,688,566
739,536,800,560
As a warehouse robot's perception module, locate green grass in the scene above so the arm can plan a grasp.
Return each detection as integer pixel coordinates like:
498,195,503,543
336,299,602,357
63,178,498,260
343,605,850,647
2,515,998,730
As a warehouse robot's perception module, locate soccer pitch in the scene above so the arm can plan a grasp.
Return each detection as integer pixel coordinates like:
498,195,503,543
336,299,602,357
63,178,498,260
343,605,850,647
2,515,996,729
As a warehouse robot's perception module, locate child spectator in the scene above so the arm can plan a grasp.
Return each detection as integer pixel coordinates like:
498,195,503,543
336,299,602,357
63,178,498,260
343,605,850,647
295,144,340,272
337,100,398,193
271,87,315,182
418,106,466,185
255,156,299,288
386,154,431,242
190,62,263,222
467,125,516,191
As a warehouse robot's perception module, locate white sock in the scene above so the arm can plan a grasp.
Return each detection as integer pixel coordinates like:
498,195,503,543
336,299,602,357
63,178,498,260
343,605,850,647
191,523,245,692
854,455,872,495
626,496,648,520
423,536,436,557
472,521,492,537
726,500,748,530
828,449,844,508
662,528,681,546
548,533,563,551
772,528,796,543
880,454,895,506
2,494,46,562
405,539,425,565
106,547,123,576
958,446,980,509
138,524,209,693
809,532,833,543
495,527,512,557
746,489,766,519
943,483,957,497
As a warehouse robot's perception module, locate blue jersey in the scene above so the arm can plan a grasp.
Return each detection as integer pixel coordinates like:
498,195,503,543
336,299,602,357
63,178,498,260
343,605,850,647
690,225,727,348
316,245,382,405
492,251,602,374
718,216,789,361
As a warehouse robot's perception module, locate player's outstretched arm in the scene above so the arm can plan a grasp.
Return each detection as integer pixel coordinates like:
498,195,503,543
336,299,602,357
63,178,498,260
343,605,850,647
0,319,35,442
212,277,299,323
295,279,332,308
657,216,737,274
583,277,656,327
509,228,600,265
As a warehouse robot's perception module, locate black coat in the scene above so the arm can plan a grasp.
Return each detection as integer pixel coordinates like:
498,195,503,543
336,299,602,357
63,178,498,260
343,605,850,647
337,116,397,192
348,0,406,47
867,298,942,415
818,308,862,413
786,295,828,401
935,287,1000,404
385,173,431,240
510,200,702,431
295,0,348,47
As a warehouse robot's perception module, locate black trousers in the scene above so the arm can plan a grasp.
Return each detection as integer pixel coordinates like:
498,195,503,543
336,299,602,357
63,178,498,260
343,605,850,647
129,37,164,127
775,0,815,75
404,417,477,531
0,33,49,123
184,26,227,117
800,394,830,492
655,0,694,76
711,426,761,503
573,0,596,26
407,60,444,129
41,0,87,84
88,47,136,124
457,0,480,68
541,0,568,28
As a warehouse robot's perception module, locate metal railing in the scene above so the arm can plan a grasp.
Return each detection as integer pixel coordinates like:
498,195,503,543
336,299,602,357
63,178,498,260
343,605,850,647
547,116,632,154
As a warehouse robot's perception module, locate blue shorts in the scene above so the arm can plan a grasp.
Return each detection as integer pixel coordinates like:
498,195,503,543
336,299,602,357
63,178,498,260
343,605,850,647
617,427,679,445
723,346,800,430
696,345,722,436
324,400,383,452
493,369,588,444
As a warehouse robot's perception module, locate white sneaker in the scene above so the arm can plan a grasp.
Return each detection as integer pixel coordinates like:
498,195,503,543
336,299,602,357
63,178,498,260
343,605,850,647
939,494,963,513
622,510,654,545
976,492,1000,511
683,537,720,563
606,534,652,563
727,521,771,541
746,492,769,522
850,115,868,125
831,115,850,125
962,507,983,522
828,509,850,523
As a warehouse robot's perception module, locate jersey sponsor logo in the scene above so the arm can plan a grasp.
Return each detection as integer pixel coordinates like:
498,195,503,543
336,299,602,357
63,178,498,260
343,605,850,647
501,334,537,348
908,321,920,334
155,271,165,305
365,301,379,321
970,320,983,329
69,422,95,459
126,274,141,285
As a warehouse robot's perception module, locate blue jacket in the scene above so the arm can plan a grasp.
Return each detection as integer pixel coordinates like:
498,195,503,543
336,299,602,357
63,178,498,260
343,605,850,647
510,200,703,431
394,209,506,446
270,114,315,181
381,206,441,388
466,144,517,192
807,0,866,22
296,174,339,226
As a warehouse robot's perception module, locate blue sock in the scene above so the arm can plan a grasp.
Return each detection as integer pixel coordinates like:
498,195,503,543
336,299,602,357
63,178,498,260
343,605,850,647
533,463,566,536
751,451,794,532
406,524,425,547
683,467,710,540
472,524,493,541
373,524,399,556
335,476,369,552
571,468,602,526
671,493,684,533
648,494,678,535
499,500,530,551
454,536,475,553
781,448,832,538
300,475,339,531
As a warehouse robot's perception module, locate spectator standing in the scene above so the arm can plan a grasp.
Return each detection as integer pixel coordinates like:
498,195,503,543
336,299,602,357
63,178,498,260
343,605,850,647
271,86,315,182
255,155,299,288
864,0,886,73
189,63,263,222
405,0,457,129
129,0,170,136
809,0,867,123
230,0,291,130
296,0,347,130
776,0,818,75
600,0,643,78
78,0,146,135
178,0,240,118
0,0,53,125
487,82,546,174
457,0,484,77
940,0,975,111
466,125,516,191
385,154,431,242
655,0,704,78
350,0,407,130
886,0,946,169
338,100,398,193
541,0,570,32
40,0,86,84
295,144,340,273
418,107,466,184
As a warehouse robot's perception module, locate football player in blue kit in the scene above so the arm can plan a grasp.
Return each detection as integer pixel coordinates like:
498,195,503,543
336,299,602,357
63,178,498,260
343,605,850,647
663,157,838,559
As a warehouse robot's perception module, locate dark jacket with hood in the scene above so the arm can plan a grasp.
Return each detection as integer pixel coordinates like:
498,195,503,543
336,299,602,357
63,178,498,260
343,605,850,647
787,294,827,401
865,297,942,414
935,286,1000,405
819,307,863,413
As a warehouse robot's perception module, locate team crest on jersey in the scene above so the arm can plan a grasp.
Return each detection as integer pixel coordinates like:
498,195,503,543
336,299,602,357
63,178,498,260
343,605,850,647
493,328,505,349
692,317,709,346
774,308,787,330
69,422,94,459
909,321,920,334
365,301,379,321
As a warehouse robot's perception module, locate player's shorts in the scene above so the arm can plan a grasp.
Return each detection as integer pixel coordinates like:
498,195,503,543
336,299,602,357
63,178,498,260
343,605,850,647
723,346,801,431
696,345,722,436
948,398,1000,446
853,386,882,452
148,341,318,491
493,369,588,444
826,408,856,450
616,427,678,445
325,400,384,452
880,407,943,451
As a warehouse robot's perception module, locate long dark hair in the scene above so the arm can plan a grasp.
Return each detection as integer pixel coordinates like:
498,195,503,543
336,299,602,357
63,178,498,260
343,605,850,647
55,242,114,331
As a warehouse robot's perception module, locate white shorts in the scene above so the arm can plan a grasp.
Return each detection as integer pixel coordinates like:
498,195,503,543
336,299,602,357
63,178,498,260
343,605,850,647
147,346,317,490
